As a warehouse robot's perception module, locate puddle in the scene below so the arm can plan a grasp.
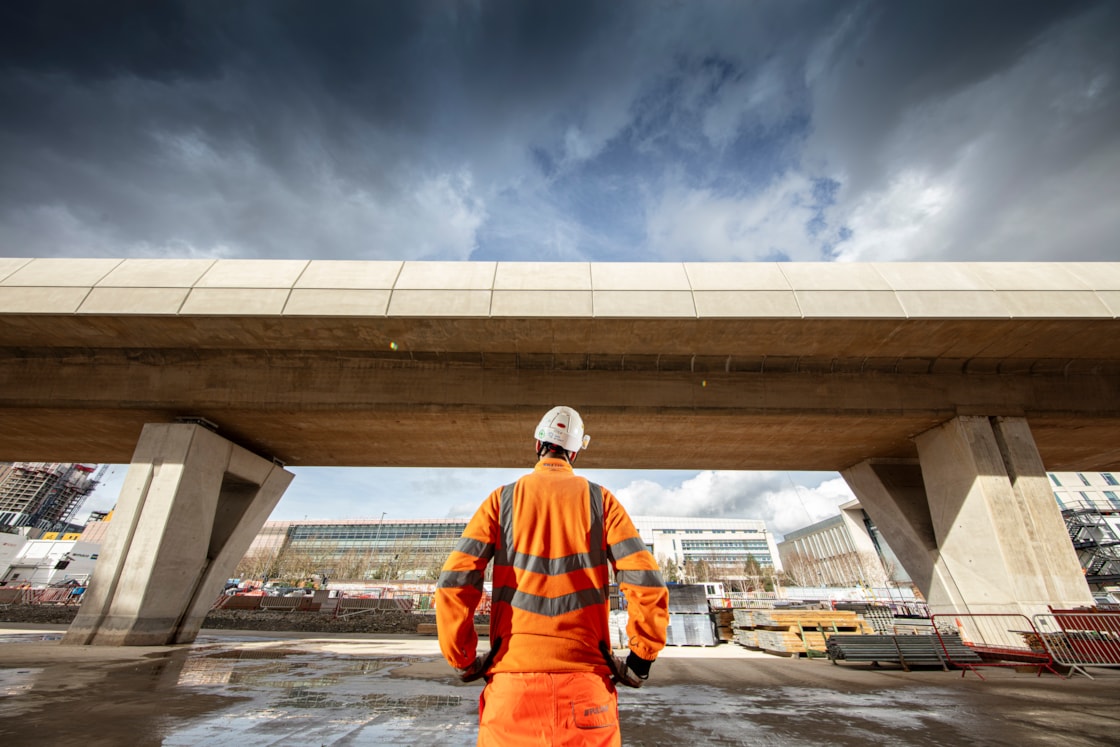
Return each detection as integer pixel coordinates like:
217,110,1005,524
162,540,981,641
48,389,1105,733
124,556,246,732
0,667,41,697
0,633,63,644
201,648,308,660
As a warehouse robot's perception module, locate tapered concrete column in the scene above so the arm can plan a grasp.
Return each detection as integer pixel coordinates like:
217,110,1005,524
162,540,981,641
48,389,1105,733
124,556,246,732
64,423,294,646
841,459,951,605
843,416,1092,617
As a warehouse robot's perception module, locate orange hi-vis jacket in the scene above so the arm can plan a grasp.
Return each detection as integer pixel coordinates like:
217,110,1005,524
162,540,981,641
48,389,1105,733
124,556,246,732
436,458,669,675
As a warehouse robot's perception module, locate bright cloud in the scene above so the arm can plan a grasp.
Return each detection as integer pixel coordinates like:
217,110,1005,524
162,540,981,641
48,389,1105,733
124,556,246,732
612,471,856,539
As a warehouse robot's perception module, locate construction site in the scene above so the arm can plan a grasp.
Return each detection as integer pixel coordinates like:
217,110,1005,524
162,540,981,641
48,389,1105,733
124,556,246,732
0,463,106,533
1,583,1119,746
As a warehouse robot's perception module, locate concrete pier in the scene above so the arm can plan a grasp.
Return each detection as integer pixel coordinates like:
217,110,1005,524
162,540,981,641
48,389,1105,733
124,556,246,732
64,423,293,646
843,416,1093,617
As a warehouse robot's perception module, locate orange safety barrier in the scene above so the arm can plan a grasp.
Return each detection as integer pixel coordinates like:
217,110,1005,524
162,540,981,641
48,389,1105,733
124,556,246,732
931,613,1062,679
1032,610,1120,679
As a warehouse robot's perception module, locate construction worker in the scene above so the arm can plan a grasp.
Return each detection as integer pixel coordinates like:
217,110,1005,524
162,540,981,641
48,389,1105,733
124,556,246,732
437,406,669,746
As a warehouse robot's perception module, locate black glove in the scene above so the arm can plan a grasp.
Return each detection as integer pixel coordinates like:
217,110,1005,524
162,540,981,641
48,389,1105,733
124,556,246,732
599,641,653,689
456,637,501,683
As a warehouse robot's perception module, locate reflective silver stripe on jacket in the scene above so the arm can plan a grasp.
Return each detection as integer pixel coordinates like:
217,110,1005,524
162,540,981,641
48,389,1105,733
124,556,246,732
492,478,610,617
588,482,605,567
454,536,494,560
616,569,667,588
608,536,647,562
491,584,607,616
511,551,602,576
436,569,485,591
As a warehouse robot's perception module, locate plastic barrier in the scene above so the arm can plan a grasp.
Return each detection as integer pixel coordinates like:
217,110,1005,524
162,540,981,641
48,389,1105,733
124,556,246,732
1032,611,1120,679
931,613,1061,679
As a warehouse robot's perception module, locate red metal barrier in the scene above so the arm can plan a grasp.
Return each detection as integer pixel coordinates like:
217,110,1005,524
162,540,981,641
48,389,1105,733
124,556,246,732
333,594,415,619
25,588,75,605
931,613,1061,679
1032,611,1120,678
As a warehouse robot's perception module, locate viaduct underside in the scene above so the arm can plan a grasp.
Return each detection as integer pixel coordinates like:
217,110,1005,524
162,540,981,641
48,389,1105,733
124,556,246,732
0,258,1116,644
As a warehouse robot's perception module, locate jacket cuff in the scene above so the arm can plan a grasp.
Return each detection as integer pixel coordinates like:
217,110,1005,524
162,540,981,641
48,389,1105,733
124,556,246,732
626,651,653,678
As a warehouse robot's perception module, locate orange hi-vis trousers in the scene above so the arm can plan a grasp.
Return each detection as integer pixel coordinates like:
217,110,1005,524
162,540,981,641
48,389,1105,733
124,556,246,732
478,671,620,747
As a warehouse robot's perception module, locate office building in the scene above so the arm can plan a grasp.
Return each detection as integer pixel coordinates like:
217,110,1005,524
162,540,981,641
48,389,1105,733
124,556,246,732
778,471,1120,592
241,514,780,583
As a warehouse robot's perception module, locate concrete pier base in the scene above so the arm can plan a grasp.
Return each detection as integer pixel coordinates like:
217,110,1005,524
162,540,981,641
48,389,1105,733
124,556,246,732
843,415,1093,617
64,423,293,646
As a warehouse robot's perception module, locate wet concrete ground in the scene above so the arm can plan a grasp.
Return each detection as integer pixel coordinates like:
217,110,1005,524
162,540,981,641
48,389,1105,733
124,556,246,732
1,623,1118,746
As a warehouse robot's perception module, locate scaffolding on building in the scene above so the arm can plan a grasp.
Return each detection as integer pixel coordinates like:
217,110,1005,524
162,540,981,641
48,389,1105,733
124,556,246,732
1063,502,1120,588
0,462,105,533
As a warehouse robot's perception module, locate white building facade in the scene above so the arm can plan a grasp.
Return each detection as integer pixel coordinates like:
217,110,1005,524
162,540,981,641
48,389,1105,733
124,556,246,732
631,516,781,575
778,471,1120,593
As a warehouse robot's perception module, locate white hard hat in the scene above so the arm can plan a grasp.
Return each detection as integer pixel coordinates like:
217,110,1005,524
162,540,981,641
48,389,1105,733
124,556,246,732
534,406,591,454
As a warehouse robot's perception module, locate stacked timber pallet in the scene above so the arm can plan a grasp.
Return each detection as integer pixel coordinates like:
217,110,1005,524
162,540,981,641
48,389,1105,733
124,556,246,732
731,608,760,648
712,608,736,643
734,608,874,657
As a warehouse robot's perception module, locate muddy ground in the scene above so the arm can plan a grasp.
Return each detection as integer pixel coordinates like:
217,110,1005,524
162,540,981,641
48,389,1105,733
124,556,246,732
0,604,446,635
2,625,1118,747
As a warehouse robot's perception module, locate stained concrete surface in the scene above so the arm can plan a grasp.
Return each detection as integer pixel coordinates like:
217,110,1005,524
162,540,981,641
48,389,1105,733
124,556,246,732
1,624,1118,746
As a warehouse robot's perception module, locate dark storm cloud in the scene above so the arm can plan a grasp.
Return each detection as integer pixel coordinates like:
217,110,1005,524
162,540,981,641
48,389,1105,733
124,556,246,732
0,1,1117,262
809,0,1100,190
806,0,1120,260
0,1,645,258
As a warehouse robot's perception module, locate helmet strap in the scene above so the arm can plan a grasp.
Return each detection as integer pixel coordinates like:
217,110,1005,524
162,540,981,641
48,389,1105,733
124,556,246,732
536,440,574,463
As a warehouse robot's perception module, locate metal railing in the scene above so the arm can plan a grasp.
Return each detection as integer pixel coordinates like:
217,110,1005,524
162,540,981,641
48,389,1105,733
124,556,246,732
333,595,415,619
1031,611,1120,679
931,613,1061,679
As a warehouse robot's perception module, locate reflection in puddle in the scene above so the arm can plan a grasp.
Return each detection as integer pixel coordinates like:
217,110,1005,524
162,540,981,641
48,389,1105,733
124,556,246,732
0,633,62,644
160,645,478,746
202,648,307,660
363,693,463,711
0,667,41,697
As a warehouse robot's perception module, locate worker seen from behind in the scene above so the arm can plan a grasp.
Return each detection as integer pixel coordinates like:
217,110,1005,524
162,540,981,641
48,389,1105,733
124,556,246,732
436,406,670,746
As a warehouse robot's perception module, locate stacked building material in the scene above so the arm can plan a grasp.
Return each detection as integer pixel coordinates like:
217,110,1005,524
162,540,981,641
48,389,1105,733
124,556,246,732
834,602,895,634
740,609,874,656
665,584,717,646
712,608,736,642
826,632,983,671
731,608,760,648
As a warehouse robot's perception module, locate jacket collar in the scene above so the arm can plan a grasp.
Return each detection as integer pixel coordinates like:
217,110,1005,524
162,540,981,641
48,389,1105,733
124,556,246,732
535,457,574,473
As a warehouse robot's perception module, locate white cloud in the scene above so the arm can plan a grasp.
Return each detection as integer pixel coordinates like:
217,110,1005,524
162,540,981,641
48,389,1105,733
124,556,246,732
612,470,855,539
645,172,823,261
832,170,954,261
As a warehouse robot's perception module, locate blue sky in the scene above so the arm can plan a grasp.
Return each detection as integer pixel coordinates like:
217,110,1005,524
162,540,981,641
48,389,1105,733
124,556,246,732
3,1,1118,537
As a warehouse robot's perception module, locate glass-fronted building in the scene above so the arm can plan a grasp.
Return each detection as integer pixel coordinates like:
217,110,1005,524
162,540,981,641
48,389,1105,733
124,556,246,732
620,516,779,573
243,514,781,582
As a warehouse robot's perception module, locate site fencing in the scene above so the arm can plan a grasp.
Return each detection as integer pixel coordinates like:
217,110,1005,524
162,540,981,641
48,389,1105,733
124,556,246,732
1031,610,1120,679
333,595,415,619
0,586,83,606
931,613,1061,678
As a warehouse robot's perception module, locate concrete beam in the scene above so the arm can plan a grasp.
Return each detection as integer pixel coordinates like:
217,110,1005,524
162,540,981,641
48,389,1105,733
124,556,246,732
1,259,1118,471
64,423,293,646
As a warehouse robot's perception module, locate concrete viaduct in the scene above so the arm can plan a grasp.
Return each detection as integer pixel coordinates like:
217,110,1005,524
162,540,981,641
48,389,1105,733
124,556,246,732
0,257,1117,645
